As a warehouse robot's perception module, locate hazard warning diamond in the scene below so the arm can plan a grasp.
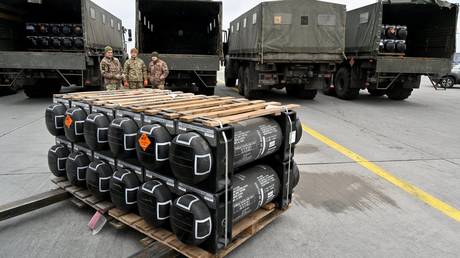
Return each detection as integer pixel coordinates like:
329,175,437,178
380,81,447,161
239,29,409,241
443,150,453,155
65,115,73,128
138,133,151,151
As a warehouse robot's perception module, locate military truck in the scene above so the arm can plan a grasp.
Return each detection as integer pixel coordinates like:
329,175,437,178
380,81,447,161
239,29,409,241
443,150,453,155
135,0,223,95
329,0,458,100
0,0,127,98
224,0,346,99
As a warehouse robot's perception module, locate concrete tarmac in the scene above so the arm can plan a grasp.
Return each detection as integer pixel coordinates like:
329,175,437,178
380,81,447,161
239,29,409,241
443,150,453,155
0,79,459,257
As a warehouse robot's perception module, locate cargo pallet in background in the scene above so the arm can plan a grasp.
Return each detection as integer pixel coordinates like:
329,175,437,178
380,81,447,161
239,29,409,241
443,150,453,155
51,89,299,254
51,176,287,258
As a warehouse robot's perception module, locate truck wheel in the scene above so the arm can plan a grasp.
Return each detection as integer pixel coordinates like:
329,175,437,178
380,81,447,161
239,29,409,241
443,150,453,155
286,85,317,100
368,89,386,97
243,67,257,99
386,86,413,100
24,86,41,98
334,67,359,100
440,76,455,88
199,86,215,96
237,67,245,95
225,68,236,87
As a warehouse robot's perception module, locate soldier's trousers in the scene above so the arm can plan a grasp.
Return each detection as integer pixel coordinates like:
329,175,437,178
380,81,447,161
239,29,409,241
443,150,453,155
127,81,144,89
104,83,121,91
152,83,165,90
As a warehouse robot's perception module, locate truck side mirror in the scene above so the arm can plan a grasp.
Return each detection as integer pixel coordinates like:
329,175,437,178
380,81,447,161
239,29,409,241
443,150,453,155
128,29,132,42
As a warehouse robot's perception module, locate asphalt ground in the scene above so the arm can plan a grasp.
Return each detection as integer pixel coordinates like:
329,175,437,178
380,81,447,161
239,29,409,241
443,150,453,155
0,77,459,257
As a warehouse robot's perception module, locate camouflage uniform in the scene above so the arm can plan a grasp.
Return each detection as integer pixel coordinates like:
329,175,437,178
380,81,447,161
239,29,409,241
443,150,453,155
148,59,169,90
124,57,148,89
100,56,123,90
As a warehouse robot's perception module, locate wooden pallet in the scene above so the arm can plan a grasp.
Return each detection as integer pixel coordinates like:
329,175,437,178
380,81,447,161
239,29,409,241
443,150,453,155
55,89,299,127
51,177,286,258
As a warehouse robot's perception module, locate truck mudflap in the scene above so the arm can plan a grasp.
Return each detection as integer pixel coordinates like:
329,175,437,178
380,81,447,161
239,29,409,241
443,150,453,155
376,56,452,75
0,52,86,70
140,54,220,71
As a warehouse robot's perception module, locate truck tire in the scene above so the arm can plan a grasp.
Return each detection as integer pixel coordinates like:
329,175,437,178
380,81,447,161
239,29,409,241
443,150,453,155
237,66,245,95
199,86,215,96
244,67,258,99
286,85,317,100
24,86,41,98
368,89,386,97
225,67,236,87
386,85,412,100
440,76,455,88
335,67,359,100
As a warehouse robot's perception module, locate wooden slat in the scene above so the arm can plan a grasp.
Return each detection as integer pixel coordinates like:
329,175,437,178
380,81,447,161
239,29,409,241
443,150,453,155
202,104,299,127
74,190,91,199
0,189,69,221
95,201,114,213
119,213,143,225
108,208,128,218
177,100,259,116
181,102,280,122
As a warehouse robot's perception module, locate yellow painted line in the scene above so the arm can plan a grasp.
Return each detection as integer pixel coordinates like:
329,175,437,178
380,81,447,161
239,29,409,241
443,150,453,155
301,123,460,222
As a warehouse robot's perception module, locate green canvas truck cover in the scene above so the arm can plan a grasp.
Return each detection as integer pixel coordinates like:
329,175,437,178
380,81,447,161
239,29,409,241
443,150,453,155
229,0,346,60
345,0,458,58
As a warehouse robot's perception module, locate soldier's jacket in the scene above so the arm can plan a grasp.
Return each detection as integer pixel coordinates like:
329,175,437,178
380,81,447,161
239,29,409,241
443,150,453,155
149,59,169,85
100,57,123,85
124,57,147,82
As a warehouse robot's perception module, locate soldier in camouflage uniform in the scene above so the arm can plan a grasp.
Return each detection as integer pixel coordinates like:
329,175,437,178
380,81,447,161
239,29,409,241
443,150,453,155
148,52,169,90
100,46,123,91
123,48,148,89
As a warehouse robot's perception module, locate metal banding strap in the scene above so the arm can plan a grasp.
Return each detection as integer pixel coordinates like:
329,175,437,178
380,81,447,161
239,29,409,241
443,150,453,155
283,106,293,204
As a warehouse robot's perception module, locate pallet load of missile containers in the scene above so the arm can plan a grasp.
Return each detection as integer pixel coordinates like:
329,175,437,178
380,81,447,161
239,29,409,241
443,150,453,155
45,89,302,256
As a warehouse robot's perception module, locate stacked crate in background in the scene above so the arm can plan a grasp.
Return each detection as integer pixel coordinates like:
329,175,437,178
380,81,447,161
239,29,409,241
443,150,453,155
45,89,302,254
25,23,84,50
379,25,407,54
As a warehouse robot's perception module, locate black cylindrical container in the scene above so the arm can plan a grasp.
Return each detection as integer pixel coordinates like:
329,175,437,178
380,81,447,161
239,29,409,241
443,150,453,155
25,23,36,35
84,113,110,151
384,40,396,53
397,25,408,40
289,161,300,192
39,37,50,48
48,144,70,177
137,180,173,227
86,159,114,199
45,103,67,136
51,24,61,36
108,117,139,158
136,124,172,171
51,37,62,49
73,24,83,36
169,117,285,185
66,151,90,187
62,37,73,48
62,24,72,35
384,25,397,39
395,40,406,53
64,107,87,143
74,37,84,49
110,168,140,211
27,36,38,48
170,164,280,245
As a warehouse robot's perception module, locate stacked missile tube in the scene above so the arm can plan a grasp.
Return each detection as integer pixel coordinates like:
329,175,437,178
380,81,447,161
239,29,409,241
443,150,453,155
45,89,302,253
379,24,408,54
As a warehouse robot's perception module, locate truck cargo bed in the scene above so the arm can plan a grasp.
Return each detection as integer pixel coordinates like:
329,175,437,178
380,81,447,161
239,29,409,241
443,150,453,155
0,51,86,70
137,0,222,56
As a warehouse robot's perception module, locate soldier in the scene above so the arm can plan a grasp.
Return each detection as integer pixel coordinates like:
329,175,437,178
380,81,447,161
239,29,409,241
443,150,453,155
123,48,148,89
99,46,123,91
148,52,169,90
